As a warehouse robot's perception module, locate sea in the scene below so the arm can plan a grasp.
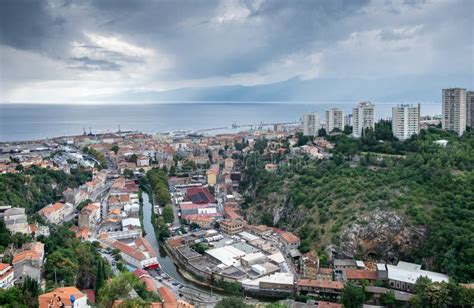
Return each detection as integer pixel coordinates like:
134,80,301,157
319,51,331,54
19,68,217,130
0,102,441,142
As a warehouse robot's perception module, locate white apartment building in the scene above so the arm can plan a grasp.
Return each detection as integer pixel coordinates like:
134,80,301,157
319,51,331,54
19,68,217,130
3,208,29,234
442,88,466,136
352,102,375,138
392,104,420,141
303,112,320,136
466,90,474,128
325,108,344,132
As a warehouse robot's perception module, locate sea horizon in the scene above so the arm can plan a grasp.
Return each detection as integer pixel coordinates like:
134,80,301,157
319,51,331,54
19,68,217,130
0,101,442,143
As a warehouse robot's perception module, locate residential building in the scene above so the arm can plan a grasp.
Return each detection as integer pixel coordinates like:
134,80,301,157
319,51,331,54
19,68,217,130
38,202,74,224
296,279,344,295
442,88,466,136
78,203,100,229
343,269,378,284
392,104,420,140
325,108,344,132
301,252,319,279
220,219,245,235
279,231,300,252
12,242,44,283
39,286,89,308
224,158,235,170
352,102,375,138
303,112,320,136
385,261,449,292
63,188,89,206
344,114,353,127
111,237,158,269
0,263,14,289
206,165,218,186
3,207,30,234
467,90,474,128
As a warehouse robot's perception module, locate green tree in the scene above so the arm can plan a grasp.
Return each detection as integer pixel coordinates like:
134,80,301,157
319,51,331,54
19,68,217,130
162,205,174,224
111,145,119,154
123,168,134,179
215,297,251,308
318,127,327,137
341,283,365,308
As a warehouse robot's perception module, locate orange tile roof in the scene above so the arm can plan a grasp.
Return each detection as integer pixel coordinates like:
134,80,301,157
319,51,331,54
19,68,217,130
109,208,121,215
344,269,378,280
135,236,157,258
319,268,333,275
158,286,176,304
13,250,40,264
29,224,38,233
0,263,10,272
167,237,184,248
39,287,86,308
297,279,344,290
40,202,65,215
112,240,146,261
82,203,99,213
280,231,300,244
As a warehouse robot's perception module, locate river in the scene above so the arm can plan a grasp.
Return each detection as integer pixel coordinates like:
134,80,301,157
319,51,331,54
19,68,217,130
142,191,214,294
142,192,186,282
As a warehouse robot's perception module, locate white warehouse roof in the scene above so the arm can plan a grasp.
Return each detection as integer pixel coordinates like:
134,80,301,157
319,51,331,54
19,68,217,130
387,261,449,285
206,245,246,266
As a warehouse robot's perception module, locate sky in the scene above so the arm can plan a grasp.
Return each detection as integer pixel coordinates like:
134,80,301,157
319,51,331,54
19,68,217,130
0,0,473,103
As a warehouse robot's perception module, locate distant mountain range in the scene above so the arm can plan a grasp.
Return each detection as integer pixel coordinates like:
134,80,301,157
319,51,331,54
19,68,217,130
85,74,472,103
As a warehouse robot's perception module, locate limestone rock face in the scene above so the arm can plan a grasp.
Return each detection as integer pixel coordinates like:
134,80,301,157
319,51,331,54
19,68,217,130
331,210,427,262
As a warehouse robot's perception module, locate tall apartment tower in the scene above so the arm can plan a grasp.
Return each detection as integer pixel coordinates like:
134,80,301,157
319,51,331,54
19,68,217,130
303,112,320,136
442,88,466,136
325,108,344,132
466,91,474,128
352,102,375,138
392,104,420,141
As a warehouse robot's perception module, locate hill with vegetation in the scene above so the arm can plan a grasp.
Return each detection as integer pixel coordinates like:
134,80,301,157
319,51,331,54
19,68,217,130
0,166,91,214
241,127,474,283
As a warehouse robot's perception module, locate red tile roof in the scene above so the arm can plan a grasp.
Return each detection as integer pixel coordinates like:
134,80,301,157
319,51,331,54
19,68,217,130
297,279,344,290
344,269,378,280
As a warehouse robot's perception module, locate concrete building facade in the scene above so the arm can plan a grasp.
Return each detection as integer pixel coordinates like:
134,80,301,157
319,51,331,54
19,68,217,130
303,112,320,136
325,108,344,132
352,102,375,138
392,104,420,141
442,88,466,136
466,90,474,128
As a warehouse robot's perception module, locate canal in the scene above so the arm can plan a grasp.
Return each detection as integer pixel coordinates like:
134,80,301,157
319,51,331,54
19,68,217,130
141,191,213,294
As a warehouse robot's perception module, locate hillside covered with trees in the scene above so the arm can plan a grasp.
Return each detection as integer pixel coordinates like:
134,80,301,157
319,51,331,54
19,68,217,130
0,166,92,214
241,128,474,282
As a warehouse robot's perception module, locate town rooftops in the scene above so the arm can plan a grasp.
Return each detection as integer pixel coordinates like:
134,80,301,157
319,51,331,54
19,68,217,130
82,203,99,213
112,240,147,261
38,287,86,308
39,202,66,215
186,187,216,204
206,245,246,267
344,269,378,280
280,231,300,244
12,242,44,264
158,286,176,304
297,279,344,290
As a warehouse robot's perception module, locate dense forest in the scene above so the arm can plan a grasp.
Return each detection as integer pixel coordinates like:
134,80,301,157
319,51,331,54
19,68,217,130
0,166,92,213
241,128,474,282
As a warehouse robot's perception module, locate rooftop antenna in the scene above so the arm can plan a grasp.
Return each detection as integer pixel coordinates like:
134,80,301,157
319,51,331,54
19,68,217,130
118,124,121,133
83,127,86,135
89,126,92,136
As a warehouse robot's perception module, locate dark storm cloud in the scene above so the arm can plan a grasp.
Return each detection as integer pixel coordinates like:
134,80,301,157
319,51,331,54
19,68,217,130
0,0,62,51
0,0,472,102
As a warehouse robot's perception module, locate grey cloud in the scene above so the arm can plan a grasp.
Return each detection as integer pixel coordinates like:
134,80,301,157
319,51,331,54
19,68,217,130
69,56,122,71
